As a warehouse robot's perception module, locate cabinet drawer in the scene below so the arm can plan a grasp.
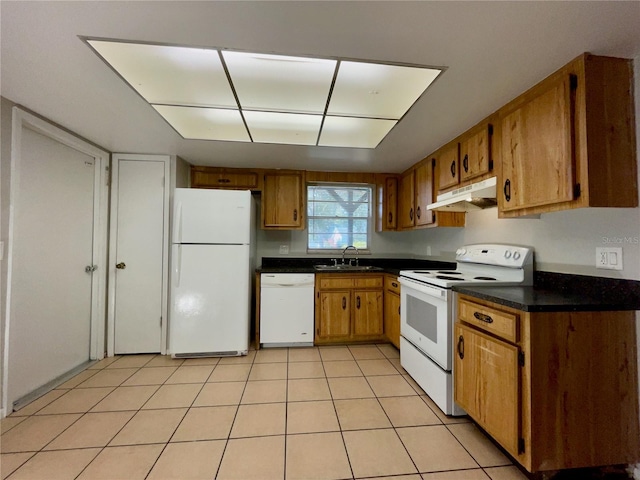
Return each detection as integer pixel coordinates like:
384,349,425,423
354,277,383,288
318,276,383,289
458,299,518,343
385,275,400,294
318,277,355,289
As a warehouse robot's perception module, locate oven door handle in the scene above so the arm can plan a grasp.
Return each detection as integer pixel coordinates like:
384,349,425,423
457,335,464,360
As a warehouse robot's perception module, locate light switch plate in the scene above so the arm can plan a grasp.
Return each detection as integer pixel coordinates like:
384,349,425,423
596,247,623,270
279,245,289,255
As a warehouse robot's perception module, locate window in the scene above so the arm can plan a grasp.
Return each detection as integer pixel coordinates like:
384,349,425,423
307,183,373,252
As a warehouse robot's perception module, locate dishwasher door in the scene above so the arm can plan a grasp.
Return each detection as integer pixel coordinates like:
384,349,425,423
260,273,315,347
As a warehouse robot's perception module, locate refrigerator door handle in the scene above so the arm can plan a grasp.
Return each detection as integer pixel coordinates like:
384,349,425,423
174,244,182,288
175,202,183,245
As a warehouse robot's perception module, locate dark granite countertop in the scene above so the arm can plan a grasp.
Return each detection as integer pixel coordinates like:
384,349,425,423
453,272,640,312
256,257,456,276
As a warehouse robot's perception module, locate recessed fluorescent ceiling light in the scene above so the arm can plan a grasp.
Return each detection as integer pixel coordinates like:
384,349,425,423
87,40,443,148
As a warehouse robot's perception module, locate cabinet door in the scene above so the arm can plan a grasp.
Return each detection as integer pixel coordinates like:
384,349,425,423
500,75,575,212
460,126,491,182
191,168,259,190
352,290,383,337
415,161,435,226
454,323,520,456
262,173,304,229
318,291,351,340
384,177,398,230
438,143,460,191
398,170,415,229
384,291,400,348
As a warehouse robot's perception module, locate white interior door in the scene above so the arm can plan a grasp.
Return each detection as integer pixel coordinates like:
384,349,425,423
110,155,169,354
5,118,106,410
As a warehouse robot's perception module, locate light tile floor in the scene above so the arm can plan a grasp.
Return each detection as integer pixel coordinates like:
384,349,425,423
0,344,529,480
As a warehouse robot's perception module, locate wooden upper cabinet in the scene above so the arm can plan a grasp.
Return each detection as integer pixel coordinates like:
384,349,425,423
415,160,435,226
191,166,259,190
376,175,398,232
497,53,637,217
500,75,576,212
460,125,492,182
261,172,304,229
398,170,415,229
437,142,460,191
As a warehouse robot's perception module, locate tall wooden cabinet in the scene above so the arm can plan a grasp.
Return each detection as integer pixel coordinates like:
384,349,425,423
454,294,640,473
497,53,637,217
261,171,305,229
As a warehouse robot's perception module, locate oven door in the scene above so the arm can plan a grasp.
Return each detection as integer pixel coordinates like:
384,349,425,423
399,277,452,371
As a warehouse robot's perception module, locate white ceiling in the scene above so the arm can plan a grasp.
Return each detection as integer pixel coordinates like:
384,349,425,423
2,1,639,173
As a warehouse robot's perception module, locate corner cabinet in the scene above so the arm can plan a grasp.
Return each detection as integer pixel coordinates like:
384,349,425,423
315,274,384,344
261,171,305,229
497,53,638,217
454,294,640,473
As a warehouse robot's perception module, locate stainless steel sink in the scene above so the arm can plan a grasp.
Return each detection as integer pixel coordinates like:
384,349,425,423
314,265,383,272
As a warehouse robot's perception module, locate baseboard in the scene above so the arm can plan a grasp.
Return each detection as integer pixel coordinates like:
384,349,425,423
0,407,6,419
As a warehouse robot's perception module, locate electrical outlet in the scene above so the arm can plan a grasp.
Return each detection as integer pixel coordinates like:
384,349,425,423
279,245,289,255
596,247,623,270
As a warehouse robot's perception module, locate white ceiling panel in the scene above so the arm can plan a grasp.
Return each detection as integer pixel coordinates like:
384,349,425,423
328,62,441,119
319,116,397,148
222,51,336,114
89,40,236,108
153,105,249,141
244,110,322,145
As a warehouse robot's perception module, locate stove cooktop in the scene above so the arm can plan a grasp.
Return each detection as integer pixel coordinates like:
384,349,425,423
400,244,534,288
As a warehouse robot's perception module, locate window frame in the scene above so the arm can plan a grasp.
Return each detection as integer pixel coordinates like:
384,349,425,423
306,182,374,254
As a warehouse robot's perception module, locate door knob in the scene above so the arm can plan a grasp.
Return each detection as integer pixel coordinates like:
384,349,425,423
85,265,97,273
116,262,126,270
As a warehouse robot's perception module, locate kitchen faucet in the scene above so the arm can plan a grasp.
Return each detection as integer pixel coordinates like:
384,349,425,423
342,245,359,266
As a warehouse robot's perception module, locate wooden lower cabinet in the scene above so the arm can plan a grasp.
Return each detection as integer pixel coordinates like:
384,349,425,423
454,294,640,473
315,274,384,344
383,275,401,348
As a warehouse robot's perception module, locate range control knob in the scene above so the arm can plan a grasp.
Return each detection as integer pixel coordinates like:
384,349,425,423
513,251,521,260
504,250,512,259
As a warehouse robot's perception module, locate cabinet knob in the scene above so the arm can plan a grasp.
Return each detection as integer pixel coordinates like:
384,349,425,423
409,208,414,221
463,154,469,173
388,212,393,224
450,160,456,178
293,209,298,221
356,296,361,309
416,206,421,219
391,282,398,288
342,297,347,310
116,262,126,270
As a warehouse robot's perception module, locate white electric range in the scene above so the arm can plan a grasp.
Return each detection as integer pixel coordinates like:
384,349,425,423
398,244,534,415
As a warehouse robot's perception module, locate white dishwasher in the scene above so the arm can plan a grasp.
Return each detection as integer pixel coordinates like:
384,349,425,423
260,273,315,347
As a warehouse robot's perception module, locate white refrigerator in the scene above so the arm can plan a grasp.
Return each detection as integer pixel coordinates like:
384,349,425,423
170,188,254,357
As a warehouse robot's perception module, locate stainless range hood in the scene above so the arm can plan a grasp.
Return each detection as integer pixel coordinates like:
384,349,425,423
427,176,497,212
